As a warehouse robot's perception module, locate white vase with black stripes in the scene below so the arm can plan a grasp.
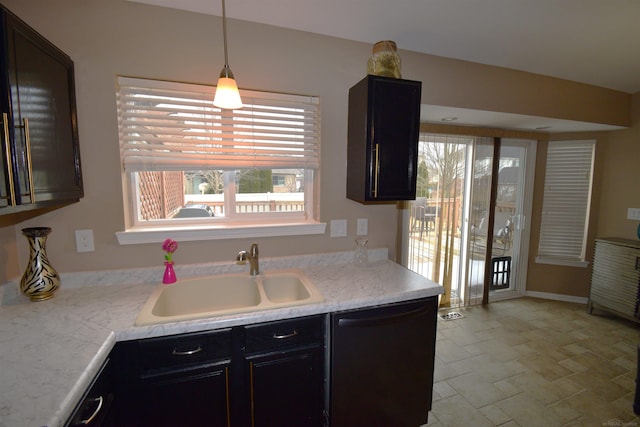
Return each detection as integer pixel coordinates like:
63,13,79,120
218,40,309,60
20,227,60,302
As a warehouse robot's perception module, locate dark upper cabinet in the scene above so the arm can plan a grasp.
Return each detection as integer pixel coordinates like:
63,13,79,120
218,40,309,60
346,75,421,203
0,6,82,214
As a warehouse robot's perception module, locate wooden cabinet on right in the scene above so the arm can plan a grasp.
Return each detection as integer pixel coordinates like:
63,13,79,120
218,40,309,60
0,5,83,215
588,238,640,322
346,75,421,203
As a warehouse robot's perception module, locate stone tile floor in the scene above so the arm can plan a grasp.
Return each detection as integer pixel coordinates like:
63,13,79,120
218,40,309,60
426,298,640,427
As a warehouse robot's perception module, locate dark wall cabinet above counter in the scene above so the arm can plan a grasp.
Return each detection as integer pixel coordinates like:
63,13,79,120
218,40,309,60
0,5,83,216
346,75,421,203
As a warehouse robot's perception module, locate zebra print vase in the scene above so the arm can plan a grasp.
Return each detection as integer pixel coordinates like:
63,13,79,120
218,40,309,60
20,227,60,302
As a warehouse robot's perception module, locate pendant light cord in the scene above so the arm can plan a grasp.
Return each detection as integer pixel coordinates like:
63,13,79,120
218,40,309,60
222,0,229,68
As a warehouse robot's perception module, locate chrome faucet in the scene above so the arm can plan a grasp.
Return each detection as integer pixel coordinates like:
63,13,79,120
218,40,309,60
236,243,259,276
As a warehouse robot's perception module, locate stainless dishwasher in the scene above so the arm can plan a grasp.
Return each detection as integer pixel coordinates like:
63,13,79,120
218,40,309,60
329,297,438,427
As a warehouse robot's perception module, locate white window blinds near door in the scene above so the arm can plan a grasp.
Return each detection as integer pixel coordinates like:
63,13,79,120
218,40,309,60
537,140,595,265
117,76,320,172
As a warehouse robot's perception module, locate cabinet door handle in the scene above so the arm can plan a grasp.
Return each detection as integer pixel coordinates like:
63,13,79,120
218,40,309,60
171,345,202,356
1,113,16,206
79,396,103,425
272,329,299,339
22,118,35,202
373,143,380,198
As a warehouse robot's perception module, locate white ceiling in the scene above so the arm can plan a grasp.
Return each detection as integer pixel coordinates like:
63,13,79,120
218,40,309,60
129,0,640,132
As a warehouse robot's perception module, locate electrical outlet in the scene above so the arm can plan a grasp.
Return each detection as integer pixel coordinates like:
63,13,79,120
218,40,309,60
357,218,368,236
75,229,95,252
627,208,640,220
330,219,347,237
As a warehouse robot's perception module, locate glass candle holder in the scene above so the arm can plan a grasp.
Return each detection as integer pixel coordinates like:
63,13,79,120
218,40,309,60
353,238,369,267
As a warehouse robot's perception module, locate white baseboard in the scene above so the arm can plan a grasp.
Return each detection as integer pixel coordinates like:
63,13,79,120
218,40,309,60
525,290,588,305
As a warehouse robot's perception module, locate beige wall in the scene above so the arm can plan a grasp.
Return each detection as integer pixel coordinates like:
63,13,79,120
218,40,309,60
526,132,607,297
526,97,640,298
597,92,640,238
0,0,636,295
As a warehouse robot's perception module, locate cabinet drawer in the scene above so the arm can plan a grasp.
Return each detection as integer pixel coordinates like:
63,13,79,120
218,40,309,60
139,329,232,375
66,357,115,426
245,315,323,354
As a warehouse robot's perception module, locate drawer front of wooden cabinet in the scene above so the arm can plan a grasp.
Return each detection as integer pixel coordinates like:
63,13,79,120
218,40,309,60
138,329,232,375
245,315,323,354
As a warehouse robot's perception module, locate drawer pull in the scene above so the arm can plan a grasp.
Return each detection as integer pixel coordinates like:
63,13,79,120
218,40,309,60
80,396,103,425
171,345,202,356
272,329,299,339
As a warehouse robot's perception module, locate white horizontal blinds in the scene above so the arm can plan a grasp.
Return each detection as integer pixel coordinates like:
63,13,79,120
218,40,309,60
538,140,595,260
117,76,320,172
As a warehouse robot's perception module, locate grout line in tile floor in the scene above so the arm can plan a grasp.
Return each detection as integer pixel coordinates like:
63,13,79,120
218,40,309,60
424,297,640,427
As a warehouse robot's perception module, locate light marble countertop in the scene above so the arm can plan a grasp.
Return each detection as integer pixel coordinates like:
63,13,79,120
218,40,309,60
0,249,443,427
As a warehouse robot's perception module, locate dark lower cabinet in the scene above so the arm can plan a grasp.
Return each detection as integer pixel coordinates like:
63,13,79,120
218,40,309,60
114,328,233,427
244,315,324,427
248,349,323,427
66,357,116,427
71,302,438,427
139,363,230,427
109,315,324,427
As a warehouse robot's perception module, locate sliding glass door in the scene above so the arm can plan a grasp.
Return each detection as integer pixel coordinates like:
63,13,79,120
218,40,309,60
400,133,535,307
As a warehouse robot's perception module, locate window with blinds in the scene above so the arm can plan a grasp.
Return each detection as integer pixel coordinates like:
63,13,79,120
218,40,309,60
536,140,595,266
116,76,320,230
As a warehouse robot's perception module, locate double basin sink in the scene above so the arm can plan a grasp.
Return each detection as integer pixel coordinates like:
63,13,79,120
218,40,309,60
135,269,323,326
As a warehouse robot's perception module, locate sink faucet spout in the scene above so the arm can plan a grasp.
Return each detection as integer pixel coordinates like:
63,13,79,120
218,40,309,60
236,243,260,276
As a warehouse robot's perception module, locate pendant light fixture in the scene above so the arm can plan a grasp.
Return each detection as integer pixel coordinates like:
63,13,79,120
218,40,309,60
213,0,243,109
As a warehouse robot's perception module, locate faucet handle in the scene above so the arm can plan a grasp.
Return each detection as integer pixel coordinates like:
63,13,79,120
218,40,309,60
236,251,248,265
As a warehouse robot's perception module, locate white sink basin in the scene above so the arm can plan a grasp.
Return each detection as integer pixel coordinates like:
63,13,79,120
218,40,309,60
135,269,323,326
151,276,261,317
262,275,311,303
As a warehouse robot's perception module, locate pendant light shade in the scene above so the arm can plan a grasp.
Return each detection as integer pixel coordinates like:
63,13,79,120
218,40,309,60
213,0,242,109
214,66,243,109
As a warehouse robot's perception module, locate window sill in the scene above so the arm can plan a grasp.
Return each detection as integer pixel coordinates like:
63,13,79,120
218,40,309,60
116,222,327,245
534,256,590,268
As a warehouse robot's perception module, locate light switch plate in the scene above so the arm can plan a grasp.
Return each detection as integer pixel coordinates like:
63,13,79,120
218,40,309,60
330,219,347,237
357,218,368,236
627,208,640,220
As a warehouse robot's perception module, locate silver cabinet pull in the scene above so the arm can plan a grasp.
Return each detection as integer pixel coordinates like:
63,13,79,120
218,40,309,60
80,396,103,425
272,329,298,339
171,345,202,356
373,143,380,198
22,118,35,202
1,113,16,206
